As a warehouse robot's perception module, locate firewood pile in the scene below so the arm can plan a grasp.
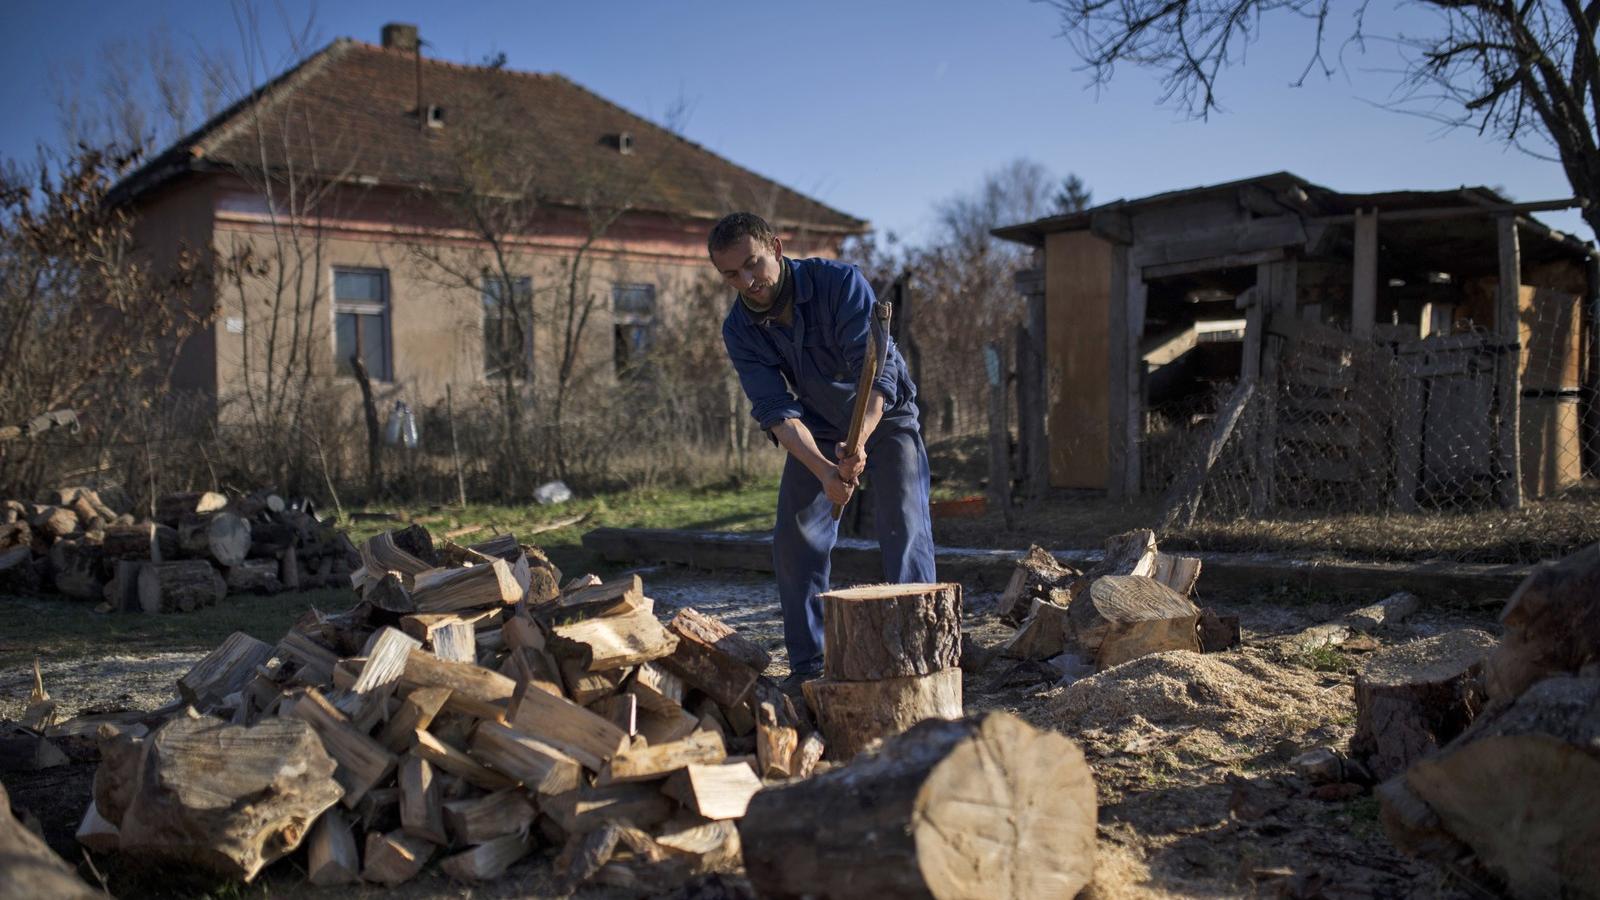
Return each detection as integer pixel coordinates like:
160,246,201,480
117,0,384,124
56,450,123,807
991,528,1237,678
0,487,360,612
59,523,823,890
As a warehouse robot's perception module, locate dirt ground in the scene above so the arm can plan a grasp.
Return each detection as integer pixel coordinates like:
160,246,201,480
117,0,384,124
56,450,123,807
1,565,1502,899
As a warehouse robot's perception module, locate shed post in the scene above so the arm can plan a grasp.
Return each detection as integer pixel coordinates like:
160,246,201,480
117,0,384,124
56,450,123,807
1495,215,1524,509
1351,209,1378,339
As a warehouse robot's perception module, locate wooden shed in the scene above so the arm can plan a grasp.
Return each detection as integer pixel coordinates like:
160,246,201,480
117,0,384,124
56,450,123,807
994,173,1598,510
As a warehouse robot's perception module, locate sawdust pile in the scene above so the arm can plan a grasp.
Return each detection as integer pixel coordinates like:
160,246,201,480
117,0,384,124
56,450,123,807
1044,650,1348,757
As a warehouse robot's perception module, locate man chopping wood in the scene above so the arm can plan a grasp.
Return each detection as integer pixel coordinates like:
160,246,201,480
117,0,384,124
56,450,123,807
709,212,936,691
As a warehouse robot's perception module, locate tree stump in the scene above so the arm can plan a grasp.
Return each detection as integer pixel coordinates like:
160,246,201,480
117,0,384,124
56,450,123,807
138,561,225,613
740,712,1097,900
1067,575,1200,668
1380,674,1600,899
821,582,961,681
1485,542,1600,704
1351,628,1496,780
116,714,343,881
803,667,963,760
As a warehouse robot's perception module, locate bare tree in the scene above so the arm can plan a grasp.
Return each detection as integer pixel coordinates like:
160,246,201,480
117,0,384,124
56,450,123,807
1046,0,1600,236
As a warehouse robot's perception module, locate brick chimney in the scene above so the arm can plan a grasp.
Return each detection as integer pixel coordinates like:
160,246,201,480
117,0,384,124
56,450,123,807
381,23,419,51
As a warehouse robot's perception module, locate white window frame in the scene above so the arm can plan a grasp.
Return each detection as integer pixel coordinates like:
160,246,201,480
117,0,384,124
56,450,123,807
612,282,657,376
332,266,392,382
482,274,534,380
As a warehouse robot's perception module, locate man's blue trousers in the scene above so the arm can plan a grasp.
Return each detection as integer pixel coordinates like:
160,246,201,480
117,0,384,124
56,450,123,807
772,420,938,672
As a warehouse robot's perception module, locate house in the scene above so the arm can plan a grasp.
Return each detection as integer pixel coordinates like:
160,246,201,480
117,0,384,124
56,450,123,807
994,172,1597,510
114,23,866,416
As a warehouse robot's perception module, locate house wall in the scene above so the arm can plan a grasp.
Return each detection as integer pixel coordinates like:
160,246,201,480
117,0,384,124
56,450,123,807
1044,230,1112,489
130,178,219,408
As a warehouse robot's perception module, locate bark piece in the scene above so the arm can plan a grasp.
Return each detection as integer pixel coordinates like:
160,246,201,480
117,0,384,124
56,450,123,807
468,721,584,795
1486,543,1600,704
306,807,360,886
997,545,1081,626
821,582,961,681
137,560,225,613
1381,675,1600,898
739,712,1097,900
178,631,275,710
662,762,764,820
361,829,435,885
443,788,536,844
660,607,771,708
1068,575,1201,668
116,714,342,882
1352,628,1497,780
803,668,964,760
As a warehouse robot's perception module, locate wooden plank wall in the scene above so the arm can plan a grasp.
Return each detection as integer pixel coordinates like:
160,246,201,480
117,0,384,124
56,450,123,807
1044,231,1113,489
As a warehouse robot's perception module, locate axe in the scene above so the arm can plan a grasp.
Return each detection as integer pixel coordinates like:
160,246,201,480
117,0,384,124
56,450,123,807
831,302,893,521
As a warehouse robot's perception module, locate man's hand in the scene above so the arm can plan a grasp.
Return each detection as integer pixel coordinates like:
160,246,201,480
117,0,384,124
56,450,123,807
836,442,866,484
821,467,855,506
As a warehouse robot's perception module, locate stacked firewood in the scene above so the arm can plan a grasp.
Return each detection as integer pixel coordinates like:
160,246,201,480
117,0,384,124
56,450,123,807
0,487,360,611
74,523,818,890
991,529,1236,676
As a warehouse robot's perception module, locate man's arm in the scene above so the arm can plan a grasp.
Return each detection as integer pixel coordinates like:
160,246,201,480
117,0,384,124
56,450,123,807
770,418,855,506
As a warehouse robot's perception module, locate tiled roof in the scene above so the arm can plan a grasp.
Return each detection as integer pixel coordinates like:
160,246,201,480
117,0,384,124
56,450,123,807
116,39,866,233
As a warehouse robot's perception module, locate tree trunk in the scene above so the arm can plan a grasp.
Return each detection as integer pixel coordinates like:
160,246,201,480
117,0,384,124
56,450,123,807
350,354,383,499
1351,628,1496,780
821,582,962,681
803,667,963,761
740,712,1097,900
1485,542,1600,704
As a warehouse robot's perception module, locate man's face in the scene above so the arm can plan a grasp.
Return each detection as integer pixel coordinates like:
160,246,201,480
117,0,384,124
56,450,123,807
710,234,784,305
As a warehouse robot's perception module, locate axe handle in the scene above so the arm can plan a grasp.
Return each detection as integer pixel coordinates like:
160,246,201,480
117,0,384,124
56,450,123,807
831,303,893,521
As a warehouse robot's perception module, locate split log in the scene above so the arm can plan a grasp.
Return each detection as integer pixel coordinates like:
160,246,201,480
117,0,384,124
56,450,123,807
656,818,741,872
178,631,275,710
306,807,360,886
1151,552,1202,597
1197,608,1241,652
1485,542,1600,704
740,712,1097,900
469,721,583,795
430,621,477,664
155,491,228,525
413,729,517,791
598,729,727,785
362,829,436,885
1351,629,1497,780
380,686,450,753
400,648,516,721
539,573,645,619
557,822,623,887
505,681,629,772
101,523,176,561
443,789,536,844
231,489,285,520
224,560,282,595
637,705,701,747
544,783,675,835
50,538,104,600
756,702,800,779
177,512,252,567
661,607,771,708
662,762,764,820
1092,528,1159,578
1000,597,1074,660
1067,575,1200,668
75,800,120,853
560,658,627,705
138,560,225,613
1380,675,1600,898
803,667,963,761
284,687,398,808
411,557,522,613
116,714,342,882
0,780,100,899
0,545,39,595
398,756,447,845
996,545,1079,626
441,832,532,881
1274,591,1421,657
589,693,637,736
552,609,679,671
32,505,80,540
0,734,69,770
627,662,685,714
821,582,961,681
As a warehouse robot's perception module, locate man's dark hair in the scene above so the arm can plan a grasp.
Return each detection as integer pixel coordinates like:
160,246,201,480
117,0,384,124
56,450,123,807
707,212,777,256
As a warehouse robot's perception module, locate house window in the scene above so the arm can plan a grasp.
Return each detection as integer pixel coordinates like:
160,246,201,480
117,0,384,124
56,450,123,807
333,267,391,380
612,282,656,375
483,275,533,379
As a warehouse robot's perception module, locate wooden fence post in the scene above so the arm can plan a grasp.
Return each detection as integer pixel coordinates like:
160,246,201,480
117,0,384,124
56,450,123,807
1496,216,1524,509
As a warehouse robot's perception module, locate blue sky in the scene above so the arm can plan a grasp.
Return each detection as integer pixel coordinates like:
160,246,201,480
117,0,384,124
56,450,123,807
2,0,1589,244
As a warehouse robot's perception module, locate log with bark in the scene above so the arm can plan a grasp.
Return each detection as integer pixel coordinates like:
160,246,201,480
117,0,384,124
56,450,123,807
1351,628,1496,780
1067,575,1201,668
996,545,1080,626
155,491,228,525
225,560,283,595
1273,591,1420,658
1000,597,1074,661
740,712,1097,900
49,538,104,600
178,631,276,710
1485,542,1600,704
660,607,771,708
138,560,226,613
0,779,100,899
820,582,961,681
177,512,253,568
803,667,963,760
1379,674,1600,898
100,522,176,561
114,713,343,881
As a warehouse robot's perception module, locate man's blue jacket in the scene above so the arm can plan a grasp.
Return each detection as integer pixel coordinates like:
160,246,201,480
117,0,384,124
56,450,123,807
722,257,918,444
